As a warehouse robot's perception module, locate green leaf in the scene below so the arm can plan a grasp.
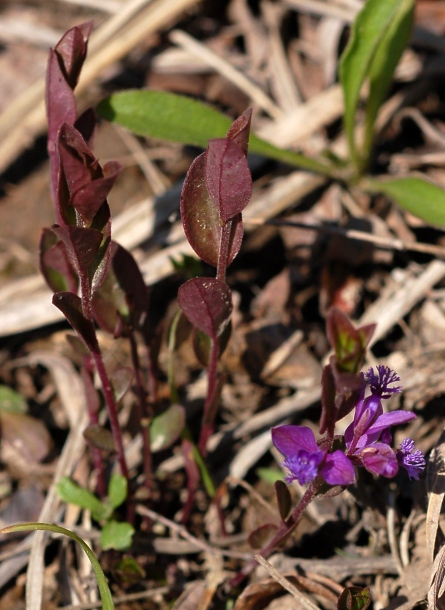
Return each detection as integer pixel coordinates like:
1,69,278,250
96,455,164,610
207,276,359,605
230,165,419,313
150,404,185,452
100,521,134,551
363,0,414,162
0,386,27,414
365,176,445,226
107,474,127,510
339,0,414,171
0,522,114,610
97,90,333,175
256,467,284,485
56,476,111,521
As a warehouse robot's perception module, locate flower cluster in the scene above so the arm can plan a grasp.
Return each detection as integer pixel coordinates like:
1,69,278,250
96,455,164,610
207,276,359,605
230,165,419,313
272,366,425,487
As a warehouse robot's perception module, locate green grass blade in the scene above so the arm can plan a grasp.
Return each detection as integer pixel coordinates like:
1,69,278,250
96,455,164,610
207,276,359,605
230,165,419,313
0,522,114,610
339,0,407,170
363,0,414,166
365,176,445,226
97,90,334,175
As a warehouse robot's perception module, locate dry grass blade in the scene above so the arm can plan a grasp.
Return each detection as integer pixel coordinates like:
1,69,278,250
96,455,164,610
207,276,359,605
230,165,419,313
254,554,321,610
426,429,445,563
429,543,445,609
359,260,445,347
169,29,283,120
0,0,201,174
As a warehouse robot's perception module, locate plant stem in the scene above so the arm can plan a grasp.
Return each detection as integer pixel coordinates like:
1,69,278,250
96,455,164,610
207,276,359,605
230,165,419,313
198,335,220,455
227,482,320,589
92,350,130,484
216,219,233,283
129,332,153,492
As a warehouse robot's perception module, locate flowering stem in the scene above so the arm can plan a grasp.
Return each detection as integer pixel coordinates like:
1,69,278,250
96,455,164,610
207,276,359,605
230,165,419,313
228,481,321,589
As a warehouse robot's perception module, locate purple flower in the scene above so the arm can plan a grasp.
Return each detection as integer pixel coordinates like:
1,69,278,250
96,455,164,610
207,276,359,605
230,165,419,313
344,366,420,479
272,366,426,488
397,438,426,480
272,425,355,487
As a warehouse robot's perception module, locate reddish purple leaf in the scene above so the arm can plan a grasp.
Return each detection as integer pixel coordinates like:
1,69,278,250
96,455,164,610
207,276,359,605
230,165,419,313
75,108,96,146
46,23,92,208
225,108,252,157
54,22,91,89
205,138,252,223
52,292,98,351
70,160,121,223
248,523,279,550
52,225,105,279
275,480,292,523
39,227,78,293
180,153,243,267
92,241,149,336
46,50,77,157
177,277,232,340
57,123,117,226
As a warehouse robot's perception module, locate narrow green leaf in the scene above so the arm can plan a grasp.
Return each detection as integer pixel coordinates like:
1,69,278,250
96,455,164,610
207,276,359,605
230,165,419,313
365,176,445,226
150,404,185,452
56,476,110,521
0,522,114,610
100,521,134,551
97,90,333,175
363,0,414,163
339,0,411,168
107,474,127,510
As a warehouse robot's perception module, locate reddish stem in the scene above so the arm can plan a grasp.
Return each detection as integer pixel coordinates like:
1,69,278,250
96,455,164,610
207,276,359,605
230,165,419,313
198,336,220,455
227,482,320,589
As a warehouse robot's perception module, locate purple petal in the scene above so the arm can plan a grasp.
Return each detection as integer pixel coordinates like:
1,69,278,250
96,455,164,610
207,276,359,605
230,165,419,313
361,443,398,478
283,450,323,485
321,451,356,486
272,425,319,457
365,411,416,438
366,366,402,398
397,437,425,480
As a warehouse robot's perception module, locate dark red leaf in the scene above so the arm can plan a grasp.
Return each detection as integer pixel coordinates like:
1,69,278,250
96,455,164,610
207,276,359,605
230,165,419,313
75,108,96,146
177,277,232,340
53,22,92,89
39,227,78,293
225,108,252,157
46,50,77,157
275,480,292,523
92,241,149,336
205,138,252,222
180,153,243,267
52,292,98,351
51,225,105,280
247,523,279,550
70,160,121,223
